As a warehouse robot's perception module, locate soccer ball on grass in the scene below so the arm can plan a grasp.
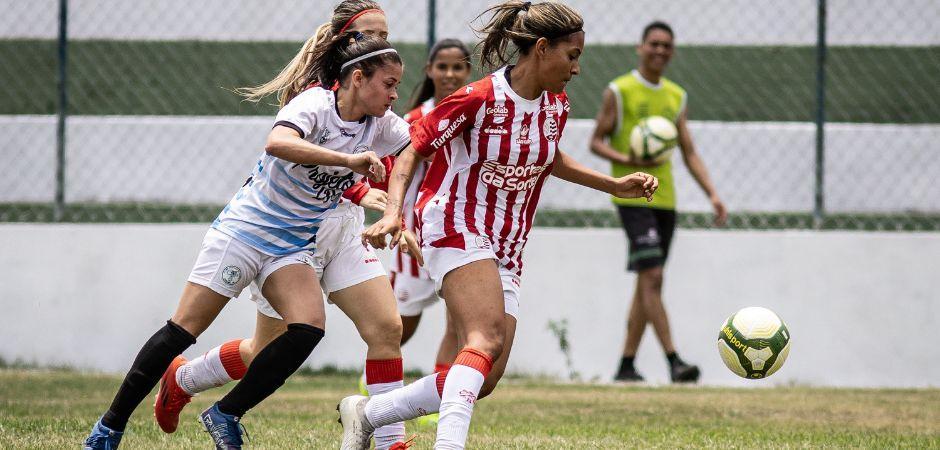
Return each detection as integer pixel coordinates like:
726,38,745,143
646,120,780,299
717,307,790,379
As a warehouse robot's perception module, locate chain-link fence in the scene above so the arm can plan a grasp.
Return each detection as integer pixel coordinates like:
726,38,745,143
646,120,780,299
1,0,938,230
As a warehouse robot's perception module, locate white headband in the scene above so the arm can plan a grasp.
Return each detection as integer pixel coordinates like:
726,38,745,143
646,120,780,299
340,48,398,71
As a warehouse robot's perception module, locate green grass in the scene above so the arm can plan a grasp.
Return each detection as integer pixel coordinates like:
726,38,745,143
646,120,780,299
2,39,938,122
0,369,937,449
2,202,938,231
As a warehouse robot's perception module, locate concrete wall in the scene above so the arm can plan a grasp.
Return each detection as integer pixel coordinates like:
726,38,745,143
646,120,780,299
1,224,937,388
2,0,937,45
4,116,938,213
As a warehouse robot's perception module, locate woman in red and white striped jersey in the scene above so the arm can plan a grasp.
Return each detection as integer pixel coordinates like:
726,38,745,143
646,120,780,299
342,2,659,449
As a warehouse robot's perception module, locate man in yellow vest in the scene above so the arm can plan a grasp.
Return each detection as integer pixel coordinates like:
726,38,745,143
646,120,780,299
591,21,727,382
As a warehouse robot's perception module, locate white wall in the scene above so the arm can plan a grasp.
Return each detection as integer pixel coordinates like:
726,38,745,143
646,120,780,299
3,116,938,213
1,224,937,388
2,0,937,45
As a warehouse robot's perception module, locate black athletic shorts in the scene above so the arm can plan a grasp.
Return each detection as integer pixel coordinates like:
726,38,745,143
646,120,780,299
616,205,677,272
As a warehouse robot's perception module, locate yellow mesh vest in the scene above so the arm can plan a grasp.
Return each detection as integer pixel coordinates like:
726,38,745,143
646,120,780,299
608,71,686,210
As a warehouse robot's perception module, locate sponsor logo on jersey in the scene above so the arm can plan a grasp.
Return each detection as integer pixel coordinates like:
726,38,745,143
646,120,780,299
486,104,509,118
516,124,531,145
437,119,450,132
220,265,242,286
364,257,379,264
354,144,370,154
293,163,357,202
465,86,474,94
479,160,548,192
542,103,558,114
543,114,559,142
482,126,508,136
431,113,467,149
340,128,357,138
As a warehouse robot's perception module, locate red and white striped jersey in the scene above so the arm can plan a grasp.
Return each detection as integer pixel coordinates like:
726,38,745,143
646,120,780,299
411,66,570,276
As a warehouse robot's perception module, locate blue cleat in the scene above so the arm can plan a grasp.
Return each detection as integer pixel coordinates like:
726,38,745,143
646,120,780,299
200,402,248,449
83,418,123,450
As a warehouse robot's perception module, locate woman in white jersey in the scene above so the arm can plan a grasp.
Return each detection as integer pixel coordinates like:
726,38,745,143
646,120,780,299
339,2,658,449
83,29,413,450
150,5,418,449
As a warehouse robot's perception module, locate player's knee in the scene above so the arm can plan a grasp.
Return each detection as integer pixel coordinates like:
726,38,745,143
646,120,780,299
362,316,403,351
467,327,504,361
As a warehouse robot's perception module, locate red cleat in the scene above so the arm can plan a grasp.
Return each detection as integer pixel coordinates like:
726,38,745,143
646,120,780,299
154,355,192,433
389,435,416,449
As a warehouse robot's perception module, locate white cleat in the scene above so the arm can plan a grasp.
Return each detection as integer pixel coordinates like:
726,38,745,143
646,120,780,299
337,395,374,450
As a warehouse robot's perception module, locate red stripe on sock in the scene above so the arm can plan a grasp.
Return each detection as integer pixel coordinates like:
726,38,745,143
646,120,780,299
435,369,449,397
219,339,247,380
454,348,493,378
434,363,452,374
366,358,404,384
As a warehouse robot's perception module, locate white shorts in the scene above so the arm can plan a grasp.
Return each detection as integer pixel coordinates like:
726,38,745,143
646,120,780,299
188,227,316,299
392,273,439,317
250,203,387,320
188,204,386,320
423,244,521,319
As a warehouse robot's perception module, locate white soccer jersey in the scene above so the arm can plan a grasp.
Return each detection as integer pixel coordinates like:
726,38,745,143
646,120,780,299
411,67,570,276
212,87,410,256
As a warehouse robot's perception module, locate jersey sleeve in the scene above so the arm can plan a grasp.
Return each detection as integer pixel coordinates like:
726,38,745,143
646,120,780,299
410,85,483,157
374,112,411,157
273,89,321,139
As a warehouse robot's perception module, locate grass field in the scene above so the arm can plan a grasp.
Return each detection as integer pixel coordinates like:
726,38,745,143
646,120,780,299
1,369,938,449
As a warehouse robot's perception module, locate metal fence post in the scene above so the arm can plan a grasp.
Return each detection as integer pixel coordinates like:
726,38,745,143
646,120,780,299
54,0,69,222
427,0,436,51
813,0,827,229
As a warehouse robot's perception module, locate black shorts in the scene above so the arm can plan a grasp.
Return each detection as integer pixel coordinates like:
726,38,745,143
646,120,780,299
616,205,677,272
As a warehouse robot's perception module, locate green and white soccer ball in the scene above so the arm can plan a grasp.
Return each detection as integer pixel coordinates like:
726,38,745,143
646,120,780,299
629,115,678,164
717,307,790,379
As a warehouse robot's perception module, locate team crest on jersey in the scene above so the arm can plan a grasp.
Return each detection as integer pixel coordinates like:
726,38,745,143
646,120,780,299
543,115,559,142
220,265,242,286
516,124,532,145
316,129,332,144
354,144,370,154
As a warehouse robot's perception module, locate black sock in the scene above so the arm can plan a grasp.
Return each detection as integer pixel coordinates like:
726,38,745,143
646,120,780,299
101,320,196,431
666,351,680,366
217,323,324,417
617,356,636,374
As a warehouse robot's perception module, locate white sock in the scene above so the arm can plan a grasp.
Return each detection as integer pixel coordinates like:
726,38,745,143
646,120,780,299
366,372,442,427
176,340,246,395
435,364,486,450
368,379,405,449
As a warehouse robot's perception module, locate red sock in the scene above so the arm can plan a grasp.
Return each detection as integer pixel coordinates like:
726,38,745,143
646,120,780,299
434,363,452,374
219,339,247,380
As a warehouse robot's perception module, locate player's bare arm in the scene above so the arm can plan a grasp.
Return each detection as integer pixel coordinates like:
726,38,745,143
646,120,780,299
362,144,425,249
552,149,658,201
590,88,655,167
266,125,387,183
676,109,727,225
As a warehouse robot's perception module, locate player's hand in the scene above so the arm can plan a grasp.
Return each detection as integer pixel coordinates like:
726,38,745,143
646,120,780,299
347,151,386,183
399,229,424,267
362,214,401,249
611,172,658,201
711,194,728,226
359,188,388,213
